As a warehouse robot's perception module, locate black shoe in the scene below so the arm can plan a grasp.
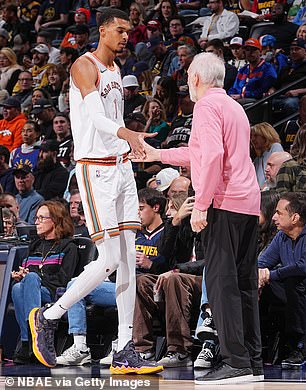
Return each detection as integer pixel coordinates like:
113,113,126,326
13,341,30,365
194,362,253,385
110,340,163,375
252,366,264,381
281,350,305,370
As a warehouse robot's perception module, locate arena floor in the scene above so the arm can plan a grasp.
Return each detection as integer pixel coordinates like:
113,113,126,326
0,364,306,389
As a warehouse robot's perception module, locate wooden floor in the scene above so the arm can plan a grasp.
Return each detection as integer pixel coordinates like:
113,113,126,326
1,364,306,389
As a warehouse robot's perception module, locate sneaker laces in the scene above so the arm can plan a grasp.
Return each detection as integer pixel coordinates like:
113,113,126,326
164,351,177,359
198,346,214,360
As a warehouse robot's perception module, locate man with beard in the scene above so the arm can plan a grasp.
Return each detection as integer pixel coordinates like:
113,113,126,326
34,140,69,200
52,113,72,168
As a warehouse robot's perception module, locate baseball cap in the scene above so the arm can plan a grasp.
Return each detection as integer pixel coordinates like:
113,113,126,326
244,38,262,50
155,168,180,192
122,75,139,88
40,140,59,153
259,34,276,48
291,38,306,49
12,34,23,51
13,165,33,176
0,97,21,109
131,61,149,77
229,37,243,47
70,24,90,35
31,98,53,114
147,20,162,31
75,7,90,23
146,36,163,51
31,43,49,54
0,28,9,40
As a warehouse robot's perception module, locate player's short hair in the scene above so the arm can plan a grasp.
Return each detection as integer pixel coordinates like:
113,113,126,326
97,8,129,28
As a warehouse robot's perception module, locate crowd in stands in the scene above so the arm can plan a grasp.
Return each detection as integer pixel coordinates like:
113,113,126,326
0,0,306,373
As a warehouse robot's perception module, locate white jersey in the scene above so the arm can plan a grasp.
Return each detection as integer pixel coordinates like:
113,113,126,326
70,52,130,160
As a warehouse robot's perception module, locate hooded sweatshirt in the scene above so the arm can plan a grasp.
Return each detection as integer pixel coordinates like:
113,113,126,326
0,112,27,152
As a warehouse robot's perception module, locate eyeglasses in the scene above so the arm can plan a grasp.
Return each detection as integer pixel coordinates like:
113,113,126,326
33,215,52,223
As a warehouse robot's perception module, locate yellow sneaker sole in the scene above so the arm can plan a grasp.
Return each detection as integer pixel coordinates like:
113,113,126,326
110,365,164,375
29,307,56,368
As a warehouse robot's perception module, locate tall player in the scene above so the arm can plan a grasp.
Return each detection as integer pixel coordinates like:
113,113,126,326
28,8,163,375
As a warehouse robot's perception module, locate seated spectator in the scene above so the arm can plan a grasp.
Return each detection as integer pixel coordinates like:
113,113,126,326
263,152,292,190
0,145,16,194
2,3,32,47
228,38,277,101
131,61,153,95
198,0,239,49
10,120,41,171
258,192,306,370
14,71,34,114
279,95,306,152
250,0,285,20
18,0,41,28
31,98,56,140
259,3,299,53
251,122,283,188
11,200,78,364
146,19,163,41
296,23,306,40
69,24,91,56
134,192,204,367
228,36,247,70
142,98,170,144
276,125,306,193
165,88,194,149
69,189,89,237
13,165,44,224
155,167,180,194
122,75,146,119
43,65,68,109
145,0,179,40
60,8,91,49
31,44,54,89
31,87,53,107
205,39,237,91
34,0,69,32
0,192,27,226
52,112,72,168
166,16,197,49
12,33,31,66
115,44,137,77
270,38,306,117
0,48,23,96
37,31,61,65
128,2,147,47
0,97,27,153
34,140,69,200
259,34,289,75
135,0,154,17
293,7,306,26
172,45,197,91
149,37,178,78
167,175,191,198
154,76,178,122
0,28,9,50
2,207,17,237
175,0,201,15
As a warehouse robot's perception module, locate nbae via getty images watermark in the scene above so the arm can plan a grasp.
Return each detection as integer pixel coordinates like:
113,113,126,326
4,376,160,390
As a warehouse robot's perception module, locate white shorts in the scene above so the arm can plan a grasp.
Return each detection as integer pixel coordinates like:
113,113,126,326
76,156,140,242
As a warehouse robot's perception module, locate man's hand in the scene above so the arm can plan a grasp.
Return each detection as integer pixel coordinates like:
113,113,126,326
128,136,161,162
172,196,195,226
258,268,270,288
136,252,152,269
155,270,179,291
118,128,157,160
191,208,208,233
230,94,242,100
285,89,301,97
11,267,29,282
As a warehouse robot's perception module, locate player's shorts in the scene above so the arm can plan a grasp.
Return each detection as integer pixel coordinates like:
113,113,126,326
76,154,141,242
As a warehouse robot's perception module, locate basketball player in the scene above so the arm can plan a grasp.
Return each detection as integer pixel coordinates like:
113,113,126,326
28,8,163,374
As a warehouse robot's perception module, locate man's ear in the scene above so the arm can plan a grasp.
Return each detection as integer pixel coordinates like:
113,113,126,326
292,212,301,225
153,204,160,213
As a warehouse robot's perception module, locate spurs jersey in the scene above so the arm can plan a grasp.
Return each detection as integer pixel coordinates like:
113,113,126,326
70,52,130,160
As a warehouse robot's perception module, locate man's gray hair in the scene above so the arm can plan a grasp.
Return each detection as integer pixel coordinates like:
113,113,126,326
190,52,225,88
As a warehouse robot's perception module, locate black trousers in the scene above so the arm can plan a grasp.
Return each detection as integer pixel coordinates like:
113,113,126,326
203,208,262,368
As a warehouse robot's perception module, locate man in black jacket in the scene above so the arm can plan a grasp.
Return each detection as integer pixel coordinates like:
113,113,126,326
34,140,69,200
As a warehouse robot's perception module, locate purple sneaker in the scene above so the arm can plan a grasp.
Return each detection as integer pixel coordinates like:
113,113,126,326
29,305,58,368
110,340,163,375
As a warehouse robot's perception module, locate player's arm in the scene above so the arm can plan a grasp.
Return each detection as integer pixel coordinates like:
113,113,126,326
71,57,155,158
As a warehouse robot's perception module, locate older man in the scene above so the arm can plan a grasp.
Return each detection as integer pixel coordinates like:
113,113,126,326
133,52,262,384
263,152,292,190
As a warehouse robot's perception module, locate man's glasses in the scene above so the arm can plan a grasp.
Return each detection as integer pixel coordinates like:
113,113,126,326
33,215,52,223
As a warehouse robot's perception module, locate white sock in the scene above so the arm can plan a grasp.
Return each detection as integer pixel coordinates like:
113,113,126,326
74,334,87,351
206,308,212,316
44,304,67,320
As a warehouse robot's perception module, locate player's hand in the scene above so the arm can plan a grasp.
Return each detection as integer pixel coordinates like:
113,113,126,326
118,128,157,160
191,208,208,233
128,136,161,162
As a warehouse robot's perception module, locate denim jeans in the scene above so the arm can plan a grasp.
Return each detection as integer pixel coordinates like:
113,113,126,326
12,272,52,341
273,96,300,117
196,267,209,330
67,278,116,335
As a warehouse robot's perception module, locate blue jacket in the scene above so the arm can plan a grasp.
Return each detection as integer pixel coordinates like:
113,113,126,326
258,225,306,281
228,60,277,99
